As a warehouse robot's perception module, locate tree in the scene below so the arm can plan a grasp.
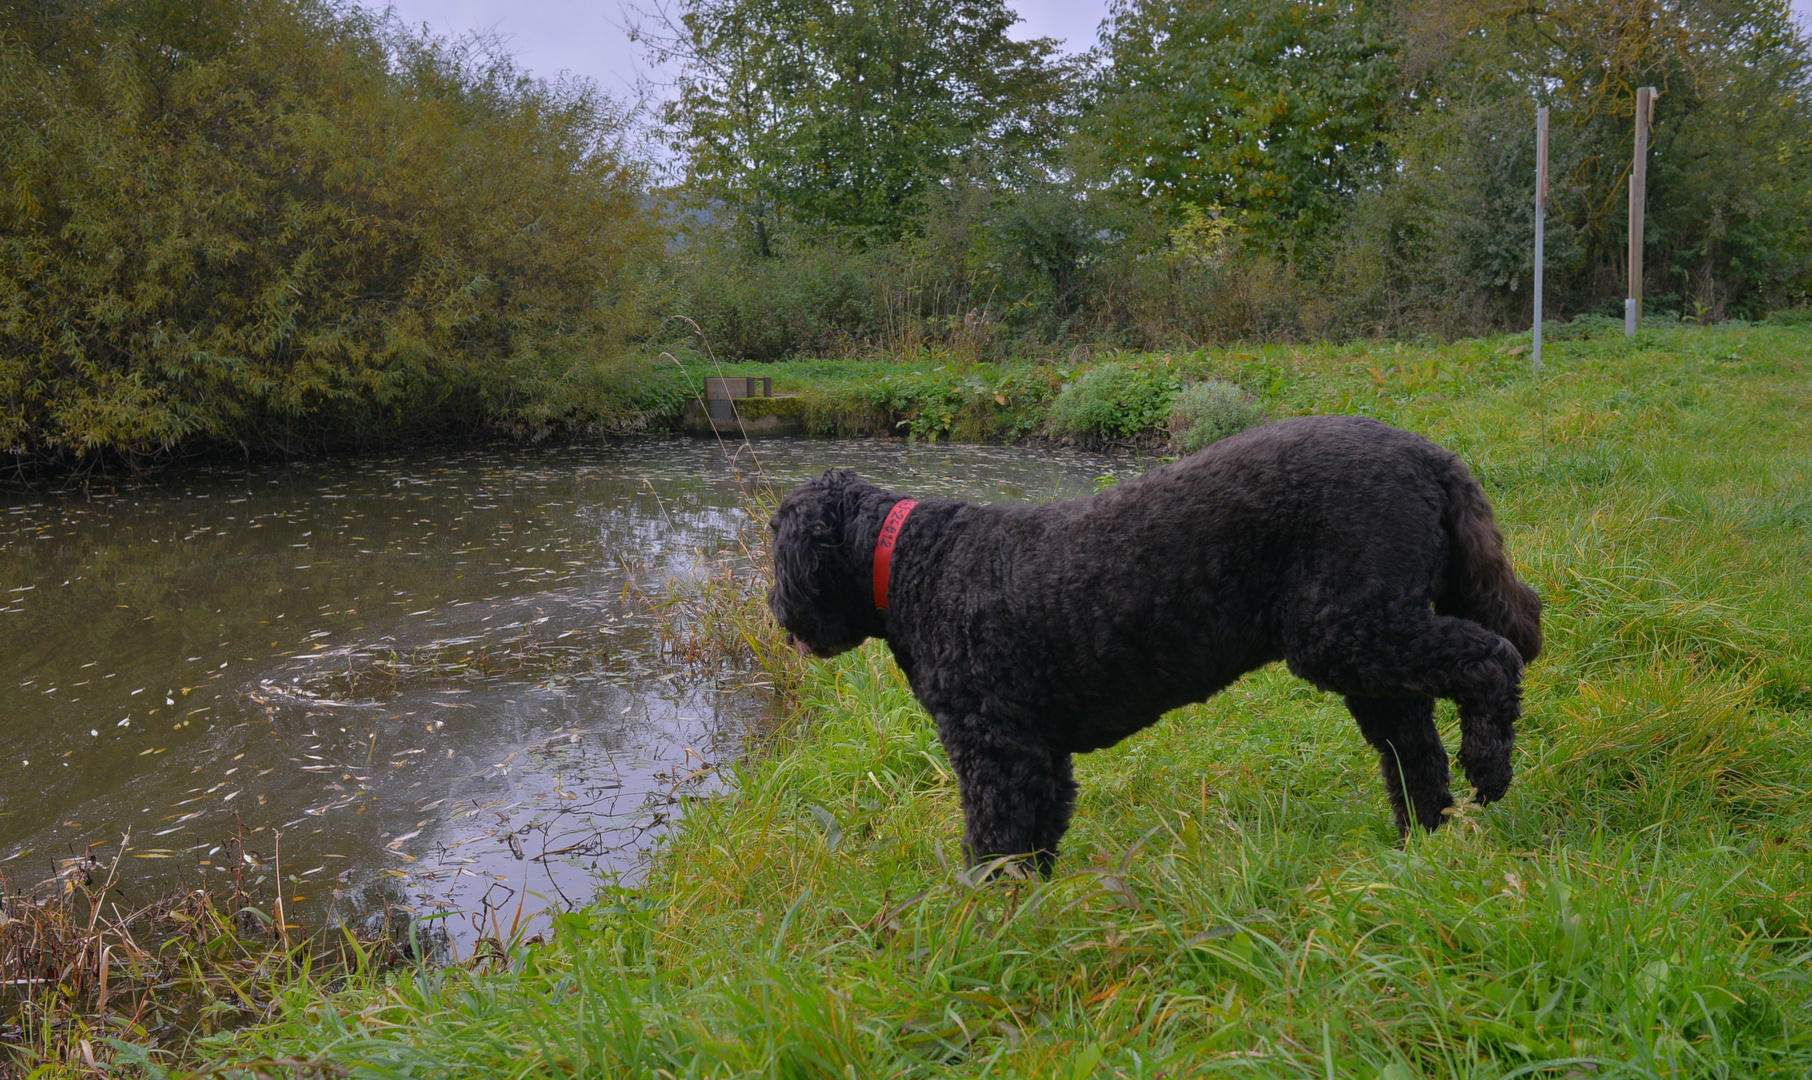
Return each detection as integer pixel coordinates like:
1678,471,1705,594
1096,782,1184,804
1086,0,1401,248
1086,0,1811,332
1335,0,1812,326
0,0,656,464
641,0,1076,249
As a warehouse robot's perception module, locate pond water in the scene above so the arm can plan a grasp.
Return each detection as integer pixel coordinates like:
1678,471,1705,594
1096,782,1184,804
0,438,1116,946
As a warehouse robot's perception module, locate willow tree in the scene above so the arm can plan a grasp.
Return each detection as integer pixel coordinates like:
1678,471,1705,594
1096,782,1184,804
0,0,656,466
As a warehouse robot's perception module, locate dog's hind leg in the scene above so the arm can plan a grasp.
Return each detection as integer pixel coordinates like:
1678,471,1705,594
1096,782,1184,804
1453,686,1520,806
1344,695,1452,837
941,723,1072,877
1029,751,1077,877
1289,604,1525,812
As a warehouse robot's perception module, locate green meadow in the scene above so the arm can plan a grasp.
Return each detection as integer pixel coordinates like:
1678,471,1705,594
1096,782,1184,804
162,322,1812,1077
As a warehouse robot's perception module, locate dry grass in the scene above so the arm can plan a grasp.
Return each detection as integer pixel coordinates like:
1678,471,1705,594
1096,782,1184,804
1,828,408,1077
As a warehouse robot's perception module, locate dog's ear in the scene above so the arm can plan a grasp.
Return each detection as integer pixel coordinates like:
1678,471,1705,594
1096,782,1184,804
768,469,875,657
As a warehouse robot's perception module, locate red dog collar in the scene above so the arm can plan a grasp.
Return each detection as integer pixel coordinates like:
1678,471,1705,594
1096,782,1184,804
872,499,917,611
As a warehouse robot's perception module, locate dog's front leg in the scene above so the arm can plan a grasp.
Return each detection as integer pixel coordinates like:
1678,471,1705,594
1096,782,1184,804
939,719,1075,878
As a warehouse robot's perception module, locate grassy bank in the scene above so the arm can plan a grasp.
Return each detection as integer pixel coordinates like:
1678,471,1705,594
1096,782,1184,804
674,314,1812,449
108,324,1812,1076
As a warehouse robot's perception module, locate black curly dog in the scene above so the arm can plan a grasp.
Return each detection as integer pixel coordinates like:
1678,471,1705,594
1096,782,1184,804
768,416,1541,875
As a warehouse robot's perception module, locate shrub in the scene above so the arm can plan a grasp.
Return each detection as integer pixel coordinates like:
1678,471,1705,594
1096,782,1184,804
1045,362,1182,440
1167,378,1266,453
655,240,879,360
0,1,655,464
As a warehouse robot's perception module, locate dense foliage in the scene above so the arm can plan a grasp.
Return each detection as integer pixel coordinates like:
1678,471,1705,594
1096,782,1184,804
1087,0,1400,247
650,0,1812,356
4,0,1809,457
645,0,1074,249
1321,0,1812,333
0,0,663,467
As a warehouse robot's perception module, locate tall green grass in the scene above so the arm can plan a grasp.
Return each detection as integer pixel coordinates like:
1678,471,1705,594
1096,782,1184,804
169,324,1812,1078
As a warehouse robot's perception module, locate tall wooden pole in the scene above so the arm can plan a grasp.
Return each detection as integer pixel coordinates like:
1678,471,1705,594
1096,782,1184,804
1534,105,1548,372
1626,86,1655,335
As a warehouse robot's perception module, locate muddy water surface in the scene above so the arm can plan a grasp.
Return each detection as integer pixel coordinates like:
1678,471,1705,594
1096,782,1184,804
0,438,1113,944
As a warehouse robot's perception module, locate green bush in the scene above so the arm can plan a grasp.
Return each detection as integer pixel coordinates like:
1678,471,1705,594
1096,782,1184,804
803,362,1062,442
654,240,880,361
0,0,656,464
1045,362,1182,440
1166,378,1267,453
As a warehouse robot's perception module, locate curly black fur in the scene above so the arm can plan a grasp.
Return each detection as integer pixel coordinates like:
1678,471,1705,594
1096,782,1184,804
769,416,1541,875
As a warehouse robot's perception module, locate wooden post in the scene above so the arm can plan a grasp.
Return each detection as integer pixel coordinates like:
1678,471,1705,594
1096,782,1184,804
1626,86,1655,335
1533,105,1548,372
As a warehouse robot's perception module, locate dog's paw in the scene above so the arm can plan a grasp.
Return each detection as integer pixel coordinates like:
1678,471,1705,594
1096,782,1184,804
1469,771,1512,805
1456,751,1512,805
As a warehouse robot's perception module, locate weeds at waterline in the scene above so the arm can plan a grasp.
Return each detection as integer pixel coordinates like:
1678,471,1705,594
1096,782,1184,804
623,349,801,701
0,825,412,1076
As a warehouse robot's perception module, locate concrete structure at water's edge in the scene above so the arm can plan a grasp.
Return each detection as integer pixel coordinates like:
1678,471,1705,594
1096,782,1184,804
682,376,808,436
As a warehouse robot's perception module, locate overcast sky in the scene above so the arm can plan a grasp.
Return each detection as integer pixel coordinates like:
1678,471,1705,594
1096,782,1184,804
372,0,1111,100
371,0,1812,106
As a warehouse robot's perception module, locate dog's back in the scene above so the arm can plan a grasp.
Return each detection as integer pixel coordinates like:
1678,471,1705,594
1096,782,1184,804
899,417,1490,735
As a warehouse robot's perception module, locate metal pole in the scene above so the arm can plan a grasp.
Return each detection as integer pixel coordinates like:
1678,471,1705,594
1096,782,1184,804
1534,105,1548,372
1626,86,1655,336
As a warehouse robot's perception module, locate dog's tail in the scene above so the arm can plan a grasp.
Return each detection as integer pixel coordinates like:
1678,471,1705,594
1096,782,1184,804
1437,456,1542,663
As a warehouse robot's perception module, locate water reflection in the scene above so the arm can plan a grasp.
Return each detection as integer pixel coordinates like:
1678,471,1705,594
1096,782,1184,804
0,438,1115,943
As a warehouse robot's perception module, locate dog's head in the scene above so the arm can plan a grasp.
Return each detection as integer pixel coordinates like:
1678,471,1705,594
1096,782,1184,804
768,468,883,658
